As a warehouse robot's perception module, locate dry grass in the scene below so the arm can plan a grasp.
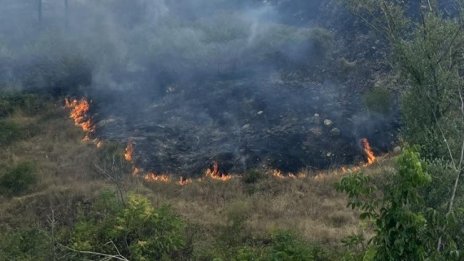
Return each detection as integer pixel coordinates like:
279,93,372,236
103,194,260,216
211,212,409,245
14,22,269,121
0,100,397,249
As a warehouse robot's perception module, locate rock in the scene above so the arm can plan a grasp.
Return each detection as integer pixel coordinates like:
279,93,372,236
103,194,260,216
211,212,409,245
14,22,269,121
312,113,320,124
330,128,341,136
257,111,264,115
393,146,402,153
324,119,333,127
309,127,322,136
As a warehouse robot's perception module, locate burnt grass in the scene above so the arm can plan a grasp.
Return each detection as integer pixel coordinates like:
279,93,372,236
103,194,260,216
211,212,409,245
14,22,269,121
89,76,398,177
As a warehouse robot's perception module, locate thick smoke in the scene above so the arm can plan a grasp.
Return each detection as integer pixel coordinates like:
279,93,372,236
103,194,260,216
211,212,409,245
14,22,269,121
0,0,397,176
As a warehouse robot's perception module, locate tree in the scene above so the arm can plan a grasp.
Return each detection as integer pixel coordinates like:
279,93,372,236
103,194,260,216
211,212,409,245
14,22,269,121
337,149,431,260
342,0,464,255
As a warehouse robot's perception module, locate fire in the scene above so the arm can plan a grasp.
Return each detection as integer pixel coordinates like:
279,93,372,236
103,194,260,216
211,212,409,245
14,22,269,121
65,98,95,134
178,177,193,186
272,170,304,180
205,161,232,181
124,141,134,162
132,167,141,176
360,138,376,165
144,172,170,183
64,97,103,146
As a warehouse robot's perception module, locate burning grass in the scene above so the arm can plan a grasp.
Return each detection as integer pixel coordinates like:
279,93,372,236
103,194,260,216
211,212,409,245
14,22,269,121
0,97,398,258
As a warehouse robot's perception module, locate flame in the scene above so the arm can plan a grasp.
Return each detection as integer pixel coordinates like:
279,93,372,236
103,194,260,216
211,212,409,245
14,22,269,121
178,177,193,186
144,172,170,183
360,138,376,165
272,170,304,180
96,140,104,148
65,98,95,134
124,141,134,162
205,161,232,181
132,167,141,176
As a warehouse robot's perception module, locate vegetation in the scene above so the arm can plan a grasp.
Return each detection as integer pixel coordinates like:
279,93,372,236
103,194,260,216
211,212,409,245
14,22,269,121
1,1,464,260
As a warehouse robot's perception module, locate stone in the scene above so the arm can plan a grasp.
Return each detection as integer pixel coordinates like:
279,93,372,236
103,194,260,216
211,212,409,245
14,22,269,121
324,119,333,127
330,128,341,136
393,146,402,153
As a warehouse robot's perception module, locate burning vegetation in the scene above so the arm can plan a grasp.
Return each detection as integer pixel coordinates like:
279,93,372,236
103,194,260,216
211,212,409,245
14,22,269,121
361,138,376,165
205,161,233,181
64,97,101,146
64,98,379,185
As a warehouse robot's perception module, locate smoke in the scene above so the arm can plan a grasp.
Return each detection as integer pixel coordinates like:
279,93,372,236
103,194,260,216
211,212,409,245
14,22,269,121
0,0,397,176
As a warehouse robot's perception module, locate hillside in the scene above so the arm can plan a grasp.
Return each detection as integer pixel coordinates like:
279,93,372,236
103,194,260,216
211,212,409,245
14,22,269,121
0,94,396,260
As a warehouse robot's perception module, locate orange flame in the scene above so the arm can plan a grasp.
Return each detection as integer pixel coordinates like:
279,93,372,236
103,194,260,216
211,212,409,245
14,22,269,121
206,161,232,181
64,97,101,144
178,177,193,186
132,167,141,176
144,172,170,183
124,141,134,162
65,98,95,133
360,138,376,165
272,170,304,180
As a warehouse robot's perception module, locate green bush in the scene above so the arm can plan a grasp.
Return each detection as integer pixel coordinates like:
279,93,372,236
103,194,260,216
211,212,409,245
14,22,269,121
268,231,318,261
242,170,264,185
71,192,186,260
363,87,392,115
0,228,50,260
0,162,37,195
0,120,23,146
0,98,14,118
0,92,46,117
337,149,432,260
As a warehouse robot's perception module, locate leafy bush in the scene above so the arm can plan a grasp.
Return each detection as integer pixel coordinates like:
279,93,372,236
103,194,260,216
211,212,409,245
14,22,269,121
242,170,264,185
0,120,22,146
337,149,432,260
268,231,318,261
0,228,50,260
0,162,37,195
71,192,185,260
363,87,392,115
0,92,46,117
0,98,14,118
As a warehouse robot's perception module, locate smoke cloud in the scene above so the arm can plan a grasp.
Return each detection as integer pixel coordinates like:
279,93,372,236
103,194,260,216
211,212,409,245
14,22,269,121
0,0,397,176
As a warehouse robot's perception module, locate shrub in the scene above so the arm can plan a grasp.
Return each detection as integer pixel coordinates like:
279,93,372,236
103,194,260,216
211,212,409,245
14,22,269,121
363,87,392,115
0,228,50,260
0,162,37,195
0,97,14,118
337,149,432,260
268,231,317,261
242,170,263,185
0,120,22,146
71,192,185,260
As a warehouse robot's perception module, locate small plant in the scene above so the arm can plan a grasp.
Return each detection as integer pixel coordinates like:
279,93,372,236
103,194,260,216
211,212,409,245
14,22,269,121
0,228,50,260
0,120,23,146
363,87,392,115
337,149,431,260
242,170,263,185
0,162,37,195
268,231,319,261
70,192,185,260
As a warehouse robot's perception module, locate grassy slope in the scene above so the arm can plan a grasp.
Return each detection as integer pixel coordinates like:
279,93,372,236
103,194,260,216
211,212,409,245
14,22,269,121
0,99,397,250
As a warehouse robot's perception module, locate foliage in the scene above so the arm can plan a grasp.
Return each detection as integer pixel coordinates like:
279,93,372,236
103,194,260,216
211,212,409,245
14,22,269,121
0,161,37,196
0,92,46,117
337,149,431,260
267,231,319,261
70,192,185,260
0,120,23,146
0,228,50,260
363,87,392,115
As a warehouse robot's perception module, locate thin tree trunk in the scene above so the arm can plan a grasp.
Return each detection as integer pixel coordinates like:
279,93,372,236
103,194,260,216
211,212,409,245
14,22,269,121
64,0,69,29
38,0,42,25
